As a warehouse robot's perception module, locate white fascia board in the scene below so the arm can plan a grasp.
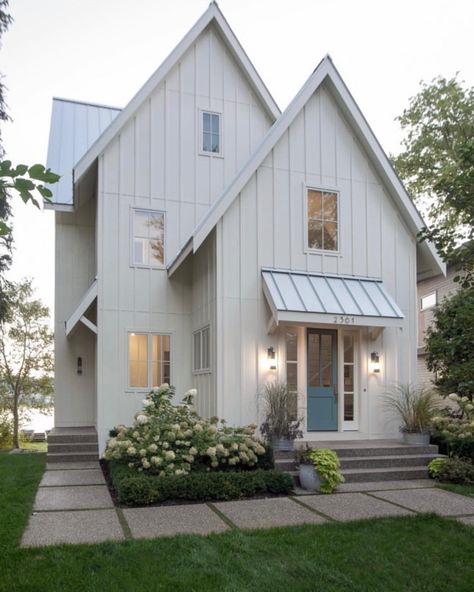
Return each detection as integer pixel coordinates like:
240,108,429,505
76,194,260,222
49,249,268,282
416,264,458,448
277,311,404,329
44,203,75,213
74,3,280,183
167,239,193,277
65,280,98,337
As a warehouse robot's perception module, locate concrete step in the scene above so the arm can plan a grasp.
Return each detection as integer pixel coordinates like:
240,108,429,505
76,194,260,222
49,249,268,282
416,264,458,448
48,442,99,454
333,445,439,458
339,454,442,470
342,466,429,483
47,427,97,444
46,451,99,463
274,458,297,472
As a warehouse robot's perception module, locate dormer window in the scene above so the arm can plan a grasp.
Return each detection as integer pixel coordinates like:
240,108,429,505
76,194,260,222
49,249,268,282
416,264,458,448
201,110,221,155
307,189,338,252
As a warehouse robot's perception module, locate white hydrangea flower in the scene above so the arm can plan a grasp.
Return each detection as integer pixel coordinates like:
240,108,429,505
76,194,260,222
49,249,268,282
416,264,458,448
142,459,150,469
206,447,217,457
448,393,459,401
148,443,158,453
142,399,153,407
139,449,146,457
189,447,197,456
162,441,169,449
165,450,176,461
108,438,117,449
136,414,148,425
127,447,137,455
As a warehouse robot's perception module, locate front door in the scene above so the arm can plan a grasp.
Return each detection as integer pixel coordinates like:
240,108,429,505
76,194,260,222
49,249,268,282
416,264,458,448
307,329,338,431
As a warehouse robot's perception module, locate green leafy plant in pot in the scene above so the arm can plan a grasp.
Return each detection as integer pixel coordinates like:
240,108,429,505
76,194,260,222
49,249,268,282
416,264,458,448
260,381,303,451
299,448,344,493
382,384,440,445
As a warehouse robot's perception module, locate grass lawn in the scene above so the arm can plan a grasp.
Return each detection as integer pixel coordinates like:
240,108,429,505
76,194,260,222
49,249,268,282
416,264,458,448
1,454,473,592
439,483,474,498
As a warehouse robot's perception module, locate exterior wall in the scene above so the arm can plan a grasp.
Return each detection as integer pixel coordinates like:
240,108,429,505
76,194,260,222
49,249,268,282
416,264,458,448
417,266,458,388
191,231,217,417
95,23,272,450
215,82,418,439
54,199,97,427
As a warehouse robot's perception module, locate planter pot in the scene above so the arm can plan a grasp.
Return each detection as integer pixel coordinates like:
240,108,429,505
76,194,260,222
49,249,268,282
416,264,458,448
271,437,294,452
403,432,430,446
298,463,321,492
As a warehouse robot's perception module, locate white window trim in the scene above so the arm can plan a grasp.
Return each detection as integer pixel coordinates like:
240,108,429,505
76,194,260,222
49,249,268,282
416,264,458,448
303,185,341,255
420,291,437,311
198,109,223,158
126,331,173,392
130,207,166,269
193,325,211,374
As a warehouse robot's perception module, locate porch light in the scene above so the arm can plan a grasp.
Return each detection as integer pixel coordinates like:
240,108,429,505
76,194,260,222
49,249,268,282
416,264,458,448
370,351,381,374
267,347,277,370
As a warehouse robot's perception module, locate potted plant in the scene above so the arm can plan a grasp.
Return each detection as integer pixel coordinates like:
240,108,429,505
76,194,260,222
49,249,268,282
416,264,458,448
299,448,345,493
260,381,303,451
383,385,441,445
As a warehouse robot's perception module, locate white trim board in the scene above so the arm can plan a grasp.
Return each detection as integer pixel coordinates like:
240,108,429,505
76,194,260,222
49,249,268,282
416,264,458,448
65,280,98,337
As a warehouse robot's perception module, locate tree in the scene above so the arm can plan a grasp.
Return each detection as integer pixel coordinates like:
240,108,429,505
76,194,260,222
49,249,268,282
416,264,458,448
0,279,53,448
393,75,474,286
424,287,474,399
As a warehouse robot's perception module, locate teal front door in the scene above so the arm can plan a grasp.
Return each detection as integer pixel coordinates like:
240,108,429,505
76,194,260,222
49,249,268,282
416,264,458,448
307,329,338,431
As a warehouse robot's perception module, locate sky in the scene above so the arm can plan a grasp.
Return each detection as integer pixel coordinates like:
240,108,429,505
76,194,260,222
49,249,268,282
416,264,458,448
2,0,474,318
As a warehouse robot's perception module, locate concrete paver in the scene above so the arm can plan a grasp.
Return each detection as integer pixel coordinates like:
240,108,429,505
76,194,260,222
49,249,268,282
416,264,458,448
299,492,413,521
214,497,326,529
46,461,99,471
372,488,474,516
21,509,124,547
34,485,113,511
40,469,105,487
336,480,435,493
123,504,229,538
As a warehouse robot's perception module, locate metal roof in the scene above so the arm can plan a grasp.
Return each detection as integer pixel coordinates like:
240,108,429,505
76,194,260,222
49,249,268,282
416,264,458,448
46,98,121,205
262,269,404,328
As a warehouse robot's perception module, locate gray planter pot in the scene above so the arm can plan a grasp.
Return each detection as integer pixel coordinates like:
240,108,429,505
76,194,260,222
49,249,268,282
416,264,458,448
298,463,321,491
271,437,294,452
403,432,430,446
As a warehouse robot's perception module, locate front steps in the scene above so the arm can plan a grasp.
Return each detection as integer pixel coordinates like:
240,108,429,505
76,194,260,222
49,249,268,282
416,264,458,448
47,427,99,464
274,441,444,484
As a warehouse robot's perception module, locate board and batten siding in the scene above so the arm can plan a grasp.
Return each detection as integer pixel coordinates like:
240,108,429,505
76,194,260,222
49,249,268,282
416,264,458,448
215,82,417,436
95,23,272,450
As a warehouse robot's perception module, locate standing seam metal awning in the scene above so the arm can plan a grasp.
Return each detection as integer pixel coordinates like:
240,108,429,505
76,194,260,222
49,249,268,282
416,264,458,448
262,269,404,329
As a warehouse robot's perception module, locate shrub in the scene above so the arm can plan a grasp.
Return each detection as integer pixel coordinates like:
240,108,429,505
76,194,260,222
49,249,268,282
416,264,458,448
436,457,474,484
428,457,447,479
431,393,474,460
260,381,303,441
382,384,440,433
306,448,345,494
109,462,293,506
105,385,268,476
0,411,12,448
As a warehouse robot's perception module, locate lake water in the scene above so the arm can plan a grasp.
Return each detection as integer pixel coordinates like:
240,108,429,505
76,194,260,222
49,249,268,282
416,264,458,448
21,409,55,433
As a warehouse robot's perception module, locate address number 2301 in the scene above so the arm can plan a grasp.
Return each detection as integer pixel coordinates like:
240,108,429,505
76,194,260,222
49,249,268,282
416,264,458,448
333,315,355,324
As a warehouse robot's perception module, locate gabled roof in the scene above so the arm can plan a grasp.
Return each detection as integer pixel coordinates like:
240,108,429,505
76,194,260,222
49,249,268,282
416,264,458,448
73,1,280,183
171,55,445,280
46,98,121,207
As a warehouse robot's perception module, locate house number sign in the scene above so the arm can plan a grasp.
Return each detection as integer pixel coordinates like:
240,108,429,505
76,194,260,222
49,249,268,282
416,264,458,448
333,315,355,324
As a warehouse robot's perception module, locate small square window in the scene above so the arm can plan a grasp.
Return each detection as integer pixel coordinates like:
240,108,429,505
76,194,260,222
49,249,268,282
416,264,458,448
421,292,437,311
132,210,164,267
193,326,211,373
307,189,338,252
201,111,221,155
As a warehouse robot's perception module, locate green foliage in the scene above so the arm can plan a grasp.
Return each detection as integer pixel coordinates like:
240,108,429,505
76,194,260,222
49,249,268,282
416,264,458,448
393,75,474,286
0,409,11,447
436,456,474,484
428,457,447,479
110,461,292,505
431,393,474,460
425,287,474,397
105,384,268,475
382,384,440,433
0,279,53,448
308,448,344,494
260,381,303,441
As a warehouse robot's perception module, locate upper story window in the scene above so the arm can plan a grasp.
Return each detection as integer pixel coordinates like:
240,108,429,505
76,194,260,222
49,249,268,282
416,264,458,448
193,326,210,373
132,209,164,267
307,189,338,252
128,332,171,389
201,111,221,155
420,291,437,311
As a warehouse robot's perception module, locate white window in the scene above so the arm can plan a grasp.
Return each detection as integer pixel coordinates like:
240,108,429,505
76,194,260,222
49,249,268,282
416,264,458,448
132,209,165,267
421,292,437,311
201,111,221,155
128,333,170,389
193,326,210,373
307,189,338,251
285,329,298,420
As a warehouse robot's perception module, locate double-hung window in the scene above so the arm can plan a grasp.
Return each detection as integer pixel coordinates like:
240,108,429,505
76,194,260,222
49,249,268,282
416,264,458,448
193,326,210,373
307,189,338,251
132,209,165,267
128,333,171,389
201,111,221,155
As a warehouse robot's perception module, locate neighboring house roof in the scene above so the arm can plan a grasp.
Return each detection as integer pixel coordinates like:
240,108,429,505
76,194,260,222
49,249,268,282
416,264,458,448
73,1,281,184
170,54,444,280
46,98,121,207
262,268,404,329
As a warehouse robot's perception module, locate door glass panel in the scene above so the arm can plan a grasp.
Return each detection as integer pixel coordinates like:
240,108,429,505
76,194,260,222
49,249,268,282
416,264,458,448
344,393,354,421
308,333,320,387
344,335,354,363
344,365,353,391
287,363,297,393
320,334,333,387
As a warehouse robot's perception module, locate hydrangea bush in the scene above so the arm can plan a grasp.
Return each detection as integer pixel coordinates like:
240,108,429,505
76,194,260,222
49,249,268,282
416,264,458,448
105,384,267,476
431,393,474,459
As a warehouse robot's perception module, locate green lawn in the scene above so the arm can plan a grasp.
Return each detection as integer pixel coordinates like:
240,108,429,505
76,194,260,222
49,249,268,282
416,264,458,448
439,483,474,498
1,454,473,592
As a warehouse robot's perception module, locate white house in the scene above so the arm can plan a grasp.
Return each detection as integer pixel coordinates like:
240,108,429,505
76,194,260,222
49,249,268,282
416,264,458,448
46,2,444,453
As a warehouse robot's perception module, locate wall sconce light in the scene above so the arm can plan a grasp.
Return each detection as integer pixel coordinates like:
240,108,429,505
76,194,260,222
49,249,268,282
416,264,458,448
77,356,83,375
370,351,380,374
267,347,277,370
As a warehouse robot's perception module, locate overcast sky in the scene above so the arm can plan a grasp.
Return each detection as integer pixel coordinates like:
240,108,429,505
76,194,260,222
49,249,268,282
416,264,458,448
2,0,474,317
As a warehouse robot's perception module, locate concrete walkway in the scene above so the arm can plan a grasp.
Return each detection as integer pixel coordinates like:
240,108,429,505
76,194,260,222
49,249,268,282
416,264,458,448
21,462,474,547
